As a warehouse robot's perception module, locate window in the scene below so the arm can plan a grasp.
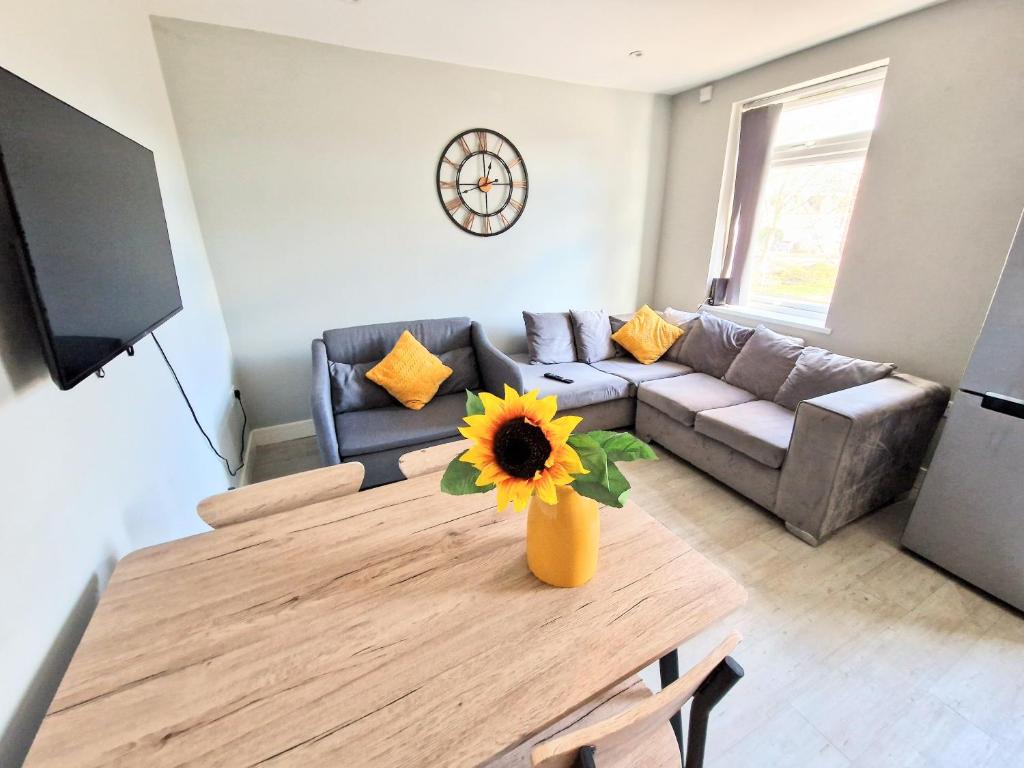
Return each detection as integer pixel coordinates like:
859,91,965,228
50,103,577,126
718,66,886,326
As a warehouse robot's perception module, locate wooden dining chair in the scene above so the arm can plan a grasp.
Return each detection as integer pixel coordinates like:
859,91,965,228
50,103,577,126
524,633,743,768
398,439,472,479
196,461,365,528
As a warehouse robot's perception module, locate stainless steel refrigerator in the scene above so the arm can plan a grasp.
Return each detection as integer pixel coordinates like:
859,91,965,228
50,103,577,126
902,211,1024,611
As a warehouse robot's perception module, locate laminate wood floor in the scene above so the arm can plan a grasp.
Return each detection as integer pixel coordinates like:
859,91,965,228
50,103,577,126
248,438,1024,767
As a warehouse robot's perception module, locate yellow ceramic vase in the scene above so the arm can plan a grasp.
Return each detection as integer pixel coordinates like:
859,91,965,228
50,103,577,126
526,486,600,588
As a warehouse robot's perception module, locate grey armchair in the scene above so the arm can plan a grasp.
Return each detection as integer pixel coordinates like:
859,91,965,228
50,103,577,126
311,317,520,488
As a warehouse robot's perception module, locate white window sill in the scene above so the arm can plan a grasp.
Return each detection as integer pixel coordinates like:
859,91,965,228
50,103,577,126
705,303,832,335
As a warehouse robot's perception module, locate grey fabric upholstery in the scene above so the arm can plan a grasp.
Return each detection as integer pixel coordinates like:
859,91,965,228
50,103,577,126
775,373,950,542
512,353,630,410
591,358,693,389
324,316,473,363
559,397,636,432
775,346,896,410
337,391,469,456
523,311,576,364
310,339,340,465
350,436,462,489
473,321,523,393
678,313,755,377
695,400,796,469
570,309,616,363
723,325,804,401
311,317,513,487
638,373,756,427
330,347,478,413
636,401,780,510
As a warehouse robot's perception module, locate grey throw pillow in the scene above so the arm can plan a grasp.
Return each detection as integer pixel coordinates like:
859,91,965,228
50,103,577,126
570,309,616,363
678,313,755,378
775,346,896,410
523,311,576,364
331,346,479,412
662,307,700,363
724,325,805,401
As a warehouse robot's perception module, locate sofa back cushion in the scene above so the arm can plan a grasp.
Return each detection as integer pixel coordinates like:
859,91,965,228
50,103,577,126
570,309,616,363
323,317,479,412
774,346,896,410
523,311,576,364
723,325,804,401
678,313,755,378
331,347,478,412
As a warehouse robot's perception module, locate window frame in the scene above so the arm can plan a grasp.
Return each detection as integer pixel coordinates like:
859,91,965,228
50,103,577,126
708,62,888,330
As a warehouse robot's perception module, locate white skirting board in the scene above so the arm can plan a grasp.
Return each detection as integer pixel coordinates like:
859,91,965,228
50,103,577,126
239,419,315,486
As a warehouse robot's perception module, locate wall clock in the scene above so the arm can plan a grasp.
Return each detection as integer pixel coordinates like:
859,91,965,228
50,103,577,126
436,128,528,237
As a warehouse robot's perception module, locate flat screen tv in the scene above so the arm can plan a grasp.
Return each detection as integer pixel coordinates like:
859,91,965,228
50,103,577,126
0,65,182,390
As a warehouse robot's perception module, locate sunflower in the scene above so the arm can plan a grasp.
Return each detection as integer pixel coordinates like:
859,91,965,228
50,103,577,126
458,384,587,511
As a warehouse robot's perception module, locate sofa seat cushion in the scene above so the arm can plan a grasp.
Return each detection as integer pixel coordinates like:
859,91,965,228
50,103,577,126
695,400,796,469
638,373,756,427
512,353,630,410
590,358,692,388
337,391,469,457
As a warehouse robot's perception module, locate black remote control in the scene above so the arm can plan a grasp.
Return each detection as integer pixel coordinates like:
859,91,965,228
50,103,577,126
543,372,574,384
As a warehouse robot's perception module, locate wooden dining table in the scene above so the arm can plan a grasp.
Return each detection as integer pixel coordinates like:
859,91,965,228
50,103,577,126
24,471,746,767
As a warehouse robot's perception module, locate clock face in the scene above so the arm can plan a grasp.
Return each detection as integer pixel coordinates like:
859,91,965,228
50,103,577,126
436,128,528,237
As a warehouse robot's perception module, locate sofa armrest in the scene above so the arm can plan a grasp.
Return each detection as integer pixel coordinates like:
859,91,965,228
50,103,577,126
472,321,524,394
775,373,950,543
310,339,341,465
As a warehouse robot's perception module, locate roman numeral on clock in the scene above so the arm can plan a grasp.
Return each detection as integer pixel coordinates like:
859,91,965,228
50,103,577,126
509,198,524,213
458,135,471,154
462,211,476,230
481,217,492,235
445,197,462,212
477,131,487,151
512,180,527,189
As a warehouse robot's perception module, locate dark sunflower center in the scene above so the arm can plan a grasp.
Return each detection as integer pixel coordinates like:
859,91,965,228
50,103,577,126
492,418,552,479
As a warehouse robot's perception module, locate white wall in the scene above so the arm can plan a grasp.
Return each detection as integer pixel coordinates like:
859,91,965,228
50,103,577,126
151,18,669,427
655,0,1024,390
0,2,238,764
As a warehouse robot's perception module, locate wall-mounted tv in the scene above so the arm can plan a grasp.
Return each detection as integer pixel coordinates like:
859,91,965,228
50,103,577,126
0,65,182,390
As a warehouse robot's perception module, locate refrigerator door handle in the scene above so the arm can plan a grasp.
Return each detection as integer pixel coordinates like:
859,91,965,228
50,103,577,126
977,391,1024,420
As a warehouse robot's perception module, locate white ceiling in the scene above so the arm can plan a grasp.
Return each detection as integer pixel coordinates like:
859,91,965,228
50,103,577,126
146,0,943,94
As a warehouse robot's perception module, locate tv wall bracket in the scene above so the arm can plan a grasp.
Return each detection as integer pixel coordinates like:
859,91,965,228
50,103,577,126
93,345,135,379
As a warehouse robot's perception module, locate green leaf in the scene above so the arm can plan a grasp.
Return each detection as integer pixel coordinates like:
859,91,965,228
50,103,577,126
465,390,485,417
440,451,494,495
567,433,608,485
584,431,657,463
572,463,632,508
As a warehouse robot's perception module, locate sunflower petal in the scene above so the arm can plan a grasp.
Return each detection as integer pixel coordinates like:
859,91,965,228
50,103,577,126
535,473,558,504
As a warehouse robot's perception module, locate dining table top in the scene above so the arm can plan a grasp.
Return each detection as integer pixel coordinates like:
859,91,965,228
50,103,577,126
24,471,746,767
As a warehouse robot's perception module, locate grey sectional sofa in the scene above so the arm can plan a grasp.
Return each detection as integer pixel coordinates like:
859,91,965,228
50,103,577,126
499,310,949,545
310,317,519,488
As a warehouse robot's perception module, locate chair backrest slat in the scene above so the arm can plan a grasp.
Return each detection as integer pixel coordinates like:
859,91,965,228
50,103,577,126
531,632,741,768
398,439,471,480
197,461,365,528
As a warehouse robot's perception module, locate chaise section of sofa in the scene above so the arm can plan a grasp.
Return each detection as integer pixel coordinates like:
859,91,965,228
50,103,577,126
512,307,949,544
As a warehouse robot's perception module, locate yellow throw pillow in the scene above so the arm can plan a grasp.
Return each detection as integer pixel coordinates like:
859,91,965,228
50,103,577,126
611,305,684,365
366,330,453,410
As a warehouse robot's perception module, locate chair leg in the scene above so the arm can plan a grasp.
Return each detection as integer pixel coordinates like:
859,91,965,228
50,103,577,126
684,656,744,768
659,650,684,765
576,745,598,768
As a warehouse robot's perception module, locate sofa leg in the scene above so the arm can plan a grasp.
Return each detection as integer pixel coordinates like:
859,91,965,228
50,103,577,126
785,522,823,547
